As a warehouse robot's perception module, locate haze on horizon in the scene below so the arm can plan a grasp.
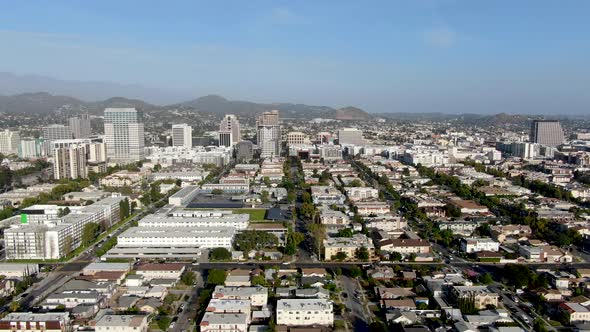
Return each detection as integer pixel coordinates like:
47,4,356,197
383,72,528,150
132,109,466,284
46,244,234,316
1,0,589,114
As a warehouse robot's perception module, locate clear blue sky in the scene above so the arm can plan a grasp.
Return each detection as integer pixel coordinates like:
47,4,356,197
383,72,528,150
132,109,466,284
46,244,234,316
1,0,589,113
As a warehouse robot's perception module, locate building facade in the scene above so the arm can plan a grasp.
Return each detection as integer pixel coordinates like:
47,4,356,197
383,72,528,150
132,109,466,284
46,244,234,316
172,124,193,148
257,110,281,158
104,108,145,163
531,120,564,147
69,115,91,139
218,115,240,147
0,130,20,155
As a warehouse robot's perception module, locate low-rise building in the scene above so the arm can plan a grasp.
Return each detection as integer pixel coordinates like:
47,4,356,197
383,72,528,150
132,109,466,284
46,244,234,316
379,238,431,255
94,312,149,332
212,286,268,306
460,237,500,253
323,234,375,261
451,286,500,310
310,186,345,205
0,312,71,332
276,299,333,326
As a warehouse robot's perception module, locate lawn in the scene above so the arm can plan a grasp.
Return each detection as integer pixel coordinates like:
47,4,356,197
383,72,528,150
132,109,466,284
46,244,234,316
230,208,267,220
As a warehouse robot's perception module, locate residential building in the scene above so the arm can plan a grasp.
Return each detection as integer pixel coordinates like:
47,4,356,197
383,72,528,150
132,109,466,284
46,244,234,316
323,234,375,261
104,108,145,163
559,302,590,323
276,299,333,326
379,238,431,255
199,313,248,332
310,186,345,205
19,138,45,159
172,124,192,148
69,115,91,139
531,120,564,147
345,187,379,201
0,312,71,332
338,128,364,145
53,144,87,180
212,286,268,306
42,125,72,142
451,286,500,310
95,313,149,332
257,110,281,158
135,263,186,281
460,237,500,253
354,201,391,216
0,130,20,155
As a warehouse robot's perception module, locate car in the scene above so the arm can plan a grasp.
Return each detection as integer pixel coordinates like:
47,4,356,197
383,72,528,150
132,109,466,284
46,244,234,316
168,322,175,330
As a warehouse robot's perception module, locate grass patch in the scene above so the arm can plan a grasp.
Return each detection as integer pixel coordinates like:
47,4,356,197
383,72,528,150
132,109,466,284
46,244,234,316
230,208,267,220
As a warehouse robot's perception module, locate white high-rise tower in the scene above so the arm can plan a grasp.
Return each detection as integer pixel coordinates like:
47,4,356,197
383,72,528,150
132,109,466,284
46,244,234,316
172,124,193,148
104,108,145,163
218,115,240,147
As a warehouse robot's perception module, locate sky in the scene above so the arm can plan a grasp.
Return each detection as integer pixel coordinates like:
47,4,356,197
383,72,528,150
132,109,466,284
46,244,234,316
1,0,590,114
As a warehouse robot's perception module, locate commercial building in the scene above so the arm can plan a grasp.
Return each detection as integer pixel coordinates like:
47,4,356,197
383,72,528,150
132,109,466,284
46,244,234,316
257,110,281,158
115,227,235,249
42,125,72,142
286,132,309,146
531,120,564,147
218,115,240,147
0,130,20,155
3,196,125,260
145,146,231,167
276,299,333,326
338,128,364,145
172,124,193,148
69,115,91,139
235,141,254,163
104,108,145,163
138,210,250,230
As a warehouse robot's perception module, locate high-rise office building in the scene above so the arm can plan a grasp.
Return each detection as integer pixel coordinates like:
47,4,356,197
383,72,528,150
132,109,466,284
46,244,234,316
218,115,240,147
338,128,364,145
69,115,91,139
54,144,88,180
172,124,193,148
42,124,72,141
0,130,20,155
530,120,565,147
256,110,281,158
104,108,145,163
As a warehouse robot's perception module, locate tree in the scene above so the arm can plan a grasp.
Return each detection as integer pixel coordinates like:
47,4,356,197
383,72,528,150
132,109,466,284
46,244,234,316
81,223,99,247
181,270,195,285
479,273,493,284
408,253,417,262
445,203,462,218
261,190,270,204
234,231,279,252
357,246,370,260
285,231,304,255
337,228,353,238
251,275,267,286
57,207,70,218
9,301,20,312
63,235,73,256
349,266,362,278
308,223,326,260
263,177,271,187
300,203,316,218
210,247,232,261
335,252,347,261
389,251,402,261
286,190,296,203
119,198,130,220
211,189,224,195
533,319,549,332
302,192,312,204
207,269,227,285
347,179,363,187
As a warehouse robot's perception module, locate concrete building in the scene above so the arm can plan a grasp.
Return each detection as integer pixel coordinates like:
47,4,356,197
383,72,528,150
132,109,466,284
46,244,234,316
235,141,254,163
0,312,71,332
323,234,375,261
53,144,87,180
338,128,364,145
115,227,235,250
172,124,192,148
460,237,500,253
257,110,281,158
18,138,45,159
95,313,149,332
531,120,564,147
276,299,333,326
0,130,20,155
212,286,268,306
218,115,240,147
286,132,309,146
104,108,145,163
4,196,125,260
168,186,199,207
69,115,91,139
42,125,72,142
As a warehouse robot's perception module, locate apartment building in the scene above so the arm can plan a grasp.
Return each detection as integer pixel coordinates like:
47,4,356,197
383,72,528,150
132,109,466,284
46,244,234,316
323,234,375,261
354,201,391,216
310,186,345,205
200,313,248,332
212,286,268,306
344,187,379,201
317,207,351,225
0,130,20,155
95,313,149,332
135,263,186,281
460,237,500,253
451,286,500,310
0,313,71,332
276,299,334,326
379,239,431,255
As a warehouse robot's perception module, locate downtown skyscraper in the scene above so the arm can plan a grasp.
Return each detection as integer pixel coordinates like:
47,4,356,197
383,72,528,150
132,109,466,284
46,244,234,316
104,108,145,163
256,110,281,158
218,114,240,147
530,120,564,147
